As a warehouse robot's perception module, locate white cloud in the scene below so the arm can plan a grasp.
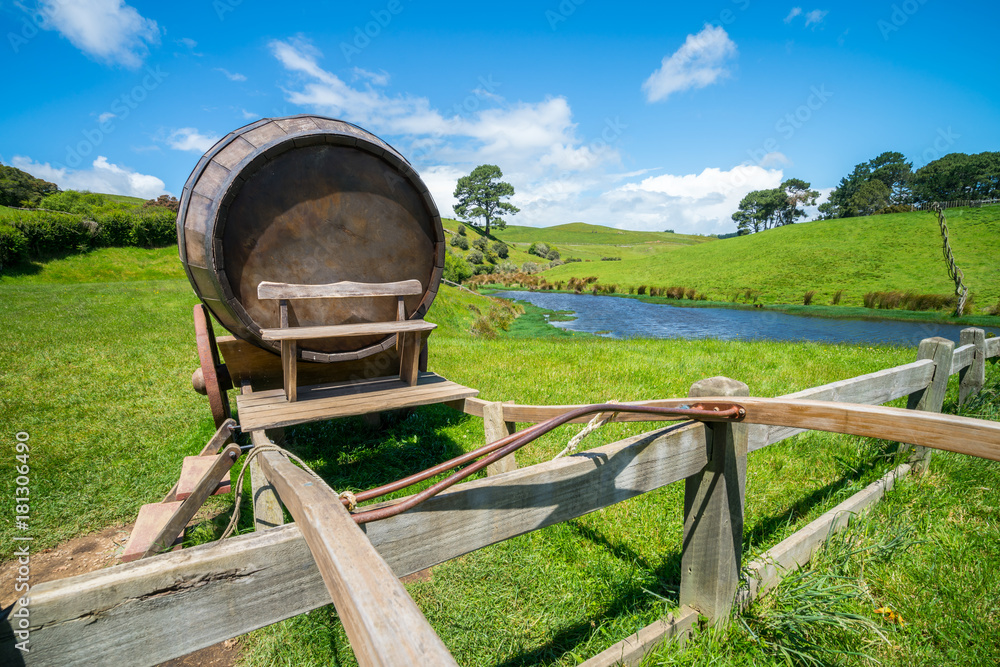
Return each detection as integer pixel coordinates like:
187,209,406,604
240,109,258,120
804,9,828,25
758,151,791,167
166,128,220,153
269,38,616,178
784,7,803,23
215,68,247,82
97,111,116,124
12,155,167,199
178,37,197,49
642,25,737,103
352,67,390,86
40,0,159,68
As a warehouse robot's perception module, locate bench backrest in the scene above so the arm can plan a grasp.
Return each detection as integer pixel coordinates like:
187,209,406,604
257,280,423,301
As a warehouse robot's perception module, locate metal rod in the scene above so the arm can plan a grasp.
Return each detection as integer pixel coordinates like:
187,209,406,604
351,402,742,524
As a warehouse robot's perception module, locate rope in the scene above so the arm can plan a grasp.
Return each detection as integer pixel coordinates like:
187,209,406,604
220,443,355,539
551,400,620,460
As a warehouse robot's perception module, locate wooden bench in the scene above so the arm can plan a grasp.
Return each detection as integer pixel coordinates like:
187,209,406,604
258,280,436,402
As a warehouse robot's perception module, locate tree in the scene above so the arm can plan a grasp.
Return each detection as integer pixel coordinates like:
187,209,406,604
849,179,890,216
0,163,58,208
913,152,1000,202
867,151,913,205
778,178,819,226
453,164,519,236
731,188,785,234
823,151,914,218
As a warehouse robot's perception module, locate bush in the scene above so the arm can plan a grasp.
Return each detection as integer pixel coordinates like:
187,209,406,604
132,208,177,247
565,257,582,263
144,194,179,213
528,241,549,258
521,261,540,274
443,253,473,283
601,256,621,261
491,241,508,259
637,285,646,295
14,211,91,255
0,225,27,268
467,250,484,265
832,289,844,305
863,290,961,312
496,260,518,274
548,259,564,268
545,248,560,261
450,235,469,250
803,290,816,306
472,236,489,251
96,211,134,246
457,224,467,236
685,288,697,300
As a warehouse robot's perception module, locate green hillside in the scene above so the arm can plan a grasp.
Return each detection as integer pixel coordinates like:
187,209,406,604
541,206,1000,308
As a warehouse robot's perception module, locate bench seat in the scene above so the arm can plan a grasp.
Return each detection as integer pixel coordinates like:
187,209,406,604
260,320,436,341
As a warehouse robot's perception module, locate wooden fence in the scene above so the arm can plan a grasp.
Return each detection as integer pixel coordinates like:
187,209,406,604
1,330,998,666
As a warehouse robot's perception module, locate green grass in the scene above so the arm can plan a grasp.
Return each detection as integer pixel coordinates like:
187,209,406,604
540,206,1000,310
0,247,996,666
0,245,185,283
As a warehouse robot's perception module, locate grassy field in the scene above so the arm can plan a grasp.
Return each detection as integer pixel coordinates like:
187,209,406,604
0,248,997,665
540,206,1000,309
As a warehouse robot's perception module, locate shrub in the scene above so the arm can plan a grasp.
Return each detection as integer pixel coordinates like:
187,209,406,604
450,235,469,250
443,253,473,282
548,259,564,268
491,241,508,258
96,210,134,246
601,256,621,261
528,241,549,258
457,224,467,236
832,289,844,305
132,208,177,247
685,288,696,300
144,194,180,213
637,285,646,295
14,211,91,255
863,290,960,312
803,290,815,306
565,257,582,263
496,260,518,274
0,225,27,268
467,250,484,265
521,261,540,274
472,236,489,251
545,248,560,261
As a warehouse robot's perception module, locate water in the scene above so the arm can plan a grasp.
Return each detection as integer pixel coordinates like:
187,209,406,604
491,291,1000,347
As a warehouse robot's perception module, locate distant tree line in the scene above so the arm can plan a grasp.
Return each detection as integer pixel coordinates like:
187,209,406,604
819,150,1000,219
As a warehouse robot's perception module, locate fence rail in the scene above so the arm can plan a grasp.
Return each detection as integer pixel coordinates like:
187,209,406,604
2,331,998,666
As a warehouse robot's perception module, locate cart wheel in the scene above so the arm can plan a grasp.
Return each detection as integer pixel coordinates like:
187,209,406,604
194,303,233,428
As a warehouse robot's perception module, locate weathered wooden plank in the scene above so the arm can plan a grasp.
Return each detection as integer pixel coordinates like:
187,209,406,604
495,361,934,428
261,319,435,341
580,606,700,667
235,373,478,431
680,377,748,623
399,331,421,386
986,335,1000,359
950,343,976,375
484,401,517,475
0,420,710,666
258,451,457,666
761,359,935,448
250,455,285,531
257,279,423,300
904,337,953,469
959,329,986,405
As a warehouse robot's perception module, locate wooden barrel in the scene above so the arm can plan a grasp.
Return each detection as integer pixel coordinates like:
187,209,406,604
177,115,444,363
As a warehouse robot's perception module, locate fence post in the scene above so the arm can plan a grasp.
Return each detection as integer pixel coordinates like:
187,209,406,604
484,401,518,475
680,376,749,624
959,328,986,405
904,337,955,472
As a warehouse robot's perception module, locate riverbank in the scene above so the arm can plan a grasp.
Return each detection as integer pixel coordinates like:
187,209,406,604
482,285,1000,329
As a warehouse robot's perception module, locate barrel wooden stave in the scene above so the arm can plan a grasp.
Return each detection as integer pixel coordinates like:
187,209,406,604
178,115,443,362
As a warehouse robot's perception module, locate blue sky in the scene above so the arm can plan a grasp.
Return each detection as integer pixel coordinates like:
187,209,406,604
2,0,998,233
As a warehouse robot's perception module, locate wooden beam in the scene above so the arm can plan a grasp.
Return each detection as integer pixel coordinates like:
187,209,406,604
261,319,435,341
580,606,700,667
483,401,517,475
985,335,1000,358
904,337,954,469
491,360,934,426
950,343,976,375
958,328,986,405
680,377,748,623
759,359,934,449
257,279,424,300
0,420,711,665
257,450,458,667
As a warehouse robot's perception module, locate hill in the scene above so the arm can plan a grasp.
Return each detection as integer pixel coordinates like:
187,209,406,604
540,206,1000,309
